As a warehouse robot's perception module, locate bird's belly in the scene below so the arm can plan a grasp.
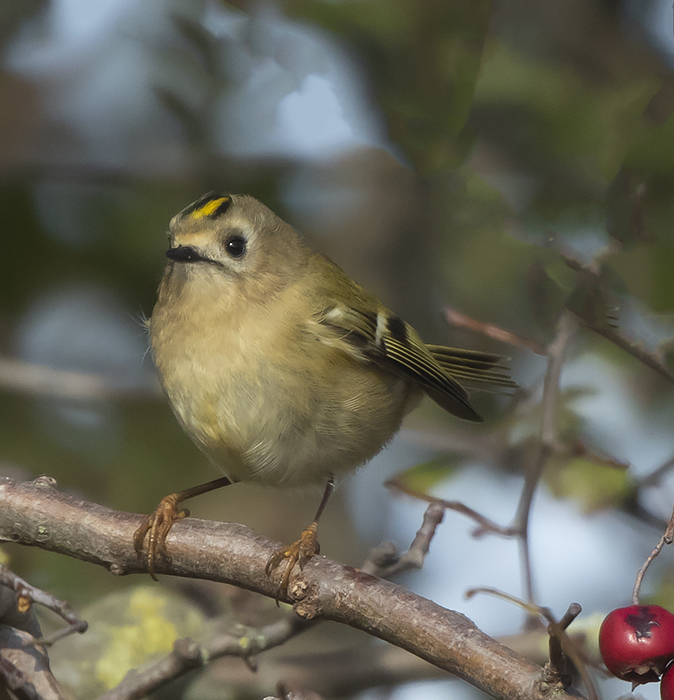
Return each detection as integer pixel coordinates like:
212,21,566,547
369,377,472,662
150,289,418,487
157,346,413,487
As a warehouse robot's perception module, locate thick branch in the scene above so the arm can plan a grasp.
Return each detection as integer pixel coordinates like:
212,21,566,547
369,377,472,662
0,477,580,700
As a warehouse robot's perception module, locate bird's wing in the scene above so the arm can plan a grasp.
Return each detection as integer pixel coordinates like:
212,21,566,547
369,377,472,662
317,303,484,422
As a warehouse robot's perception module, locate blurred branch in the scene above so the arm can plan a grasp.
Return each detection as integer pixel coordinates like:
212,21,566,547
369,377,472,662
578,319,674,386
443,307,547,355
386,478,514,538
0,625,65,700
393,313,577,615
553,241,674,386
195,625,596,700
0,357,161,401
637,453,674,489
514,311,578,608
545,603,583,689
0,476,584,700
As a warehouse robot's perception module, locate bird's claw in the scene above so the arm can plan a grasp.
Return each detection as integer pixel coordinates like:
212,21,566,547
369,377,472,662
133,493,189,580
265,521,320,597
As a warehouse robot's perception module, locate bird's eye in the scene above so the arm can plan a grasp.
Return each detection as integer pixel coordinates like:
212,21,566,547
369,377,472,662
225,235,247,259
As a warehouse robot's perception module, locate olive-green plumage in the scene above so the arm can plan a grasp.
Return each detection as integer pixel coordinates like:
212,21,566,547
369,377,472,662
149,193,515,488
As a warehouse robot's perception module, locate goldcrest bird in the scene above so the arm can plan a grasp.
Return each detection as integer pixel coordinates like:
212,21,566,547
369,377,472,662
134,192,516,590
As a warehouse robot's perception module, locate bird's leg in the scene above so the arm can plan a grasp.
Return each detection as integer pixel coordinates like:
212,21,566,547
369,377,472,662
133,475,233,580
265,476,335,595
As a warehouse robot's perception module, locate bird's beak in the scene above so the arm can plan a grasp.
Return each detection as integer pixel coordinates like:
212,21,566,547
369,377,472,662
166,245,208,263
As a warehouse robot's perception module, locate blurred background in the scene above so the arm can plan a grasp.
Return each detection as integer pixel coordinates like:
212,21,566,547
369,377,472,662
2,0,674,698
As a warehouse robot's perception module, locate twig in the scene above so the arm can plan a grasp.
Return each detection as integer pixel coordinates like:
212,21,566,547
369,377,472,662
636,454,674,489
553,243,674,386
632,504,674,604
545,603,582,687
396,311,578,615
0,559,88,644
0,357,161,401
361,502,445,577
466,588,595,700
514,311,578,608
0,476,580,700
96,616,310,700
443,307,547,355
386,478,516,538
580,319,674,386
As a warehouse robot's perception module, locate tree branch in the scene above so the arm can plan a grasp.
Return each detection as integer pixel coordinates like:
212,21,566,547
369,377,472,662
0,476,582,700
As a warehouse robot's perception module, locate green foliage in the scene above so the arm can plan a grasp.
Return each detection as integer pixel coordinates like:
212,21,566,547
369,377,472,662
545,455,631,513
394,456,463,494
283,0,491,172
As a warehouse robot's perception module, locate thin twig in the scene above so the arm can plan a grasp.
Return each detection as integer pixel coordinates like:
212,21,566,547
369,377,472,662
443,307,547,355
395,311,578,614
96,616,310,700
0,356,161,401
581,320,674,386
467,588,595,700
549,235,674,385
0,560,88,643
361,502,445,577
386,478,516,538
546,603,582,687
632,504,674,604
515,311,578,608
636,454,674,489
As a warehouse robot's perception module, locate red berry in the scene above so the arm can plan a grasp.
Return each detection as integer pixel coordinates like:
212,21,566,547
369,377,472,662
662,663,674,700
599,605,674,684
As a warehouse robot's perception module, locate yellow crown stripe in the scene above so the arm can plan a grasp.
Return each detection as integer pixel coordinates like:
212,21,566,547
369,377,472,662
189,197,230,220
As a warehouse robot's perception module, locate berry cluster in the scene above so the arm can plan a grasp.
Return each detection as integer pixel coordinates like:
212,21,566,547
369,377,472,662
599,605,674,697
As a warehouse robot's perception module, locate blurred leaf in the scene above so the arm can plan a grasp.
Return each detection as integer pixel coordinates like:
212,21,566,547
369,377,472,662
566,269,611,329
543,259,576,292
567,613,604,659
648,570,674,613
155,85,207,145
624,76,674,174
526,259,566,332
606,169,651,250
173,15,220,76
394,456,464,494
650,240,674,313
49,586,207,698
545,455,630,513
473,40,660,188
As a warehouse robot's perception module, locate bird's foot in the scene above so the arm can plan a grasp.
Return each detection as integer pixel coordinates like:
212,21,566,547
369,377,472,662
265,521,320,597
133,493,190,580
